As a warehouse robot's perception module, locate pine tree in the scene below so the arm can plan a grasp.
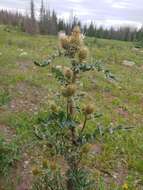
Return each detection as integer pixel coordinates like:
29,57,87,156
39,0,45,34
50,10,58,35
29,0,38,34
87,22,95,37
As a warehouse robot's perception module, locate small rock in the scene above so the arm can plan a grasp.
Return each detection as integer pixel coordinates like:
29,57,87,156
24,160,29,165
19,52,28,57
89,144,102,155
122,60,135,67
47,73,52,77
132,48,139,52
55,65,62,69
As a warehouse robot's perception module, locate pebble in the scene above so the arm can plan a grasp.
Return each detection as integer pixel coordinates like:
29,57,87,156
122,60,135,67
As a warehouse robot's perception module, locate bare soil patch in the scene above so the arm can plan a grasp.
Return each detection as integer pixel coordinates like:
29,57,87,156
10,81,49,113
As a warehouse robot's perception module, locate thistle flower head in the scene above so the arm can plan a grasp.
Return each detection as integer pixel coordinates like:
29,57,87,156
69,26,83,48
62,84,77,97
83,104,94,115
64,67,73,78
78,46,88,62
60,36,69,49
69,34,83,47
73,26,81,35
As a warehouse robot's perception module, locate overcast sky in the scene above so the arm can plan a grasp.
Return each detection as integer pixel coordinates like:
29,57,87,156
0,0,143,28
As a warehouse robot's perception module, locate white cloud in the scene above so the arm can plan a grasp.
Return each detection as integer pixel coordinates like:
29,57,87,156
112,2,129,9
0,0,143,28
68,0,84,2
85,18,142,29
104,19,142,28
58,12,70,21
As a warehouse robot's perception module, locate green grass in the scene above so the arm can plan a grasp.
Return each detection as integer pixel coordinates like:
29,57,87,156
0,25,143,189
0,89,11,106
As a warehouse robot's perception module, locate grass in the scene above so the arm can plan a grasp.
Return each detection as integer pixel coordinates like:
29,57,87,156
0,25,143,189
0,89,11,106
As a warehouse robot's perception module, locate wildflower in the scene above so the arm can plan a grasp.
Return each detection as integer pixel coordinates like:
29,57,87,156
50,161,57,171
62,84,76,97
69,34,82,47
60,36,69,49
32,166,41,176
83,104,94,115
42,159,49,168
122,183,128,190
73,26,81,35
50,102,58,113
19,52,28,57
64,67,73,78
69,26,83,47
78,46,88,62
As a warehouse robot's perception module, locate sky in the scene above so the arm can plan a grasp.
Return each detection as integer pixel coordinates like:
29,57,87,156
0,0,143,28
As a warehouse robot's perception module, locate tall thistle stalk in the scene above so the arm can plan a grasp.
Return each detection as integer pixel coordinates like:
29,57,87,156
33,26,115,190
59,27,94,145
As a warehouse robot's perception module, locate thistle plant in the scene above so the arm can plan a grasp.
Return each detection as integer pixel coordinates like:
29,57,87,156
33,26,115,189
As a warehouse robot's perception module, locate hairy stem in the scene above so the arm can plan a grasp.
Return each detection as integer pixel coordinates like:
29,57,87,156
67,98,69,118
72,72,77,83
67,98,77,146
81,114,87,134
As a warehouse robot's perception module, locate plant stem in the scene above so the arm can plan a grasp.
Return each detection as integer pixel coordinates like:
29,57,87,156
81,114,87,134
67,98,77,146
67,98,69,118
72,72,77,83
71,127,77,146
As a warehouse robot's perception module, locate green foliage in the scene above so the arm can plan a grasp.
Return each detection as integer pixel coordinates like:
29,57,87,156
32,165,66,190
134,40,143,48
51,67,67,84
34,50,62,67
66,168,95,190
0,89,11,106
0,136,19,176
33,27,99,189
34,112,76,155
98,177,106,190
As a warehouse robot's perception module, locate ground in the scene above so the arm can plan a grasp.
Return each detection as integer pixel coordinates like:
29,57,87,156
0,25,143,190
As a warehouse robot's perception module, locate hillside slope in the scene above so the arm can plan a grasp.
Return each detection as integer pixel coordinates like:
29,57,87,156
0,26,143,189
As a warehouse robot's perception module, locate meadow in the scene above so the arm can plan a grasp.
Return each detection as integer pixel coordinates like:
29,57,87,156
0,25,143,190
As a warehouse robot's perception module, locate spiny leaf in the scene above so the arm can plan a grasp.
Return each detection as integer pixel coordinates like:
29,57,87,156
51,67,66,84
34,59,51,67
